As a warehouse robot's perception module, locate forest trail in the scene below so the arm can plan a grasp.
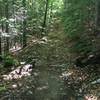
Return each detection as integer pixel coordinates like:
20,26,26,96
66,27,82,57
31,65,66,100
0,35,73,100
0,34,78,100
0,59,73,100
0,35,99,100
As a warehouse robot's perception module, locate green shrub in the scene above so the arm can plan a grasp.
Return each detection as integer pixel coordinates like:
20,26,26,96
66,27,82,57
3,55,19,68
0,86,6,92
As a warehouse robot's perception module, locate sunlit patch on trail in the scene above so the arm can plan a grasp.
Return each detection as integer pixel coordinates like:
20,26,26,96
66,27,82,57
36,86,49,91
2,64,33,80
60,71,73,79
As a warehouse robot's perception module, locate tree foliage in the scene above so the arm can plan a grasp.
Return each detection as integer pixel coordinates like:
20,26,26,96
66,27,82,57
62,0,95,55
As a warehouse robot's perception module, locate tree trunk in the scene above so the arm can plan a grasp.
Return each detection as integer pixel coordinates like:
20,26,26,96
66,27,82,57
0,3,2,55
23,20,27,48
22,0,27,48
96,0,100,33
5,0,9,53
0,32,1,55
41,0,49,35
49,2,53,24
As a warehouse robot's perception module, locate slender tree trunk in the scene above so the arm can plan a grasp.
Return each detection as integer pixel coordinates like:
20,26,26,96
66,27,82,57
0,3,2,55
5,1,9,52
12,0,17,49
23,19,27,47
22,0,27,48
41,0,49,35
0,32,1,55
49,2,53,24
96,0,100,33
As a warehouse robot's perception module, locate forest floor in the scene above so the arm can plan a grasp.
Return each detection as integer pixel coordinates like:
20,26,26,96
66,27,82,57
0,32,100,100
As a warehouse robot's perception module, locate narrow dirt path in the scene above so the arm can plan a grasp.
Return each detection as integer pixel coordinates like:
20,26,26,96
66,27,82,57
0,64,72,100
33,65,66,100
0,36,73,100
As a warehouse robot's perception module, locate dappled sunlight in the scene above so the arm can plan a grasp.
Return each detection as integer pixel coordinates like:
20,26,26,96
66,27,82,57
60,71,73,79
9,45,22,53
2,64,33,81
31,36,48,44
36,86,49,91
84,94,98,100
